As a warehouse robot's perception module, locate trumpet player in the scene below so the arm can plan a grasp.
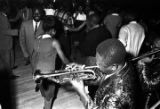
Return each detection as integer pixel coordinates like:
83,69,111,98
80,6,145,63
70,39,144,109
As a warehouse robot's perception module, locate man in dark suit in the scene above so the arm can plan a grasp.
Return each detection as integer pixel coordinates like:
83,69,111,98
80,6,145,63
0,1,18,69
78,13,112,99
103,8,122,38
19,5,44,66
80,13,112,58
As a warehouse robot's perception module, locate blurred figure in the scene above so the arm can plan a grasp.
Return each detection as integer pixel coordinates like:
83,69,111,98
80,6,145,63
0,56,16,109
33,16,69,109
10,1,32,23
71,13,112,99
54,0,74,13
70,39,144,109
19,5,44,66
0,1,18,69
137,37,160,109
103,8,122,38
79,13,112,58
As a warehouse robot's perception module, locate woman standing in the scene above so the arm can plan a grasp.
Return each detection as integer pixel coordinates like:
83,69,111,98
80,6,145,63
32,16,69,109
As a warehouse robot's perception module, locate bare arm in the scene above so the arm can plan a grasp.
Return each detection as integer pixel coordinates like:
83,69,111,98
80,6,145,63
52,40,69,64
65,21,86,32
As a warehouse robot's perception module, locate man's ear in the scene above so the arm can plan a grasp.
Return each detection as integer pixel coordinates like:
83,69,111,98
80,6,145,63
111,64,118,71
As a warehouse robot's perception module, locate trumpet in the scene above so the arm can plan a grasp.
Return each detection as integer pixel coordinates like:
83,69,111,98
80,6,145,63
33,63,99,84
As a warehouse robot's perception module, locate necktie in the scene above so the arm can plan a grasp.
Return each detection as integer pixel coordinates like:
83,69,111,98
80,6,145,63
34,22,38,35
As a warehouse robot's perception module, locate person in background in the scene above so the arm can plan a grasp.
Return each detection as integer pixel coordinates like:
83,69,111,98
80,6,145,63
70,39,144,109
19,5,44,66
10,1,32,24
79,13,112,58
76,13,112,99
118,12,145,58
33,16,69,109
137,36,160,109
0,1,18,70
0,56,16,109
103,8,122,38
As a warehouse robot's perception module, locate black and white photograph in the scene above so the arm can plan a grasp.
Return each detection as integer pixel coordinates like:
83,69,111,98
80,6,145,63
0,0,160,109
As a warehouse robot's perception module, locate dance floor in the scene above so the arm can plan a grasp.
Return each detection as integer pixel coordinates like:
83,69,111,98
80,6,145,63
10,42,84,109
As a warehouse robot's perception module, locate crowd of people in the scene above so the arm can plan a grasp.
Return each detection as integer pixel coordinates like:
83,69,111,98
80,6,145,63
1,0,160,109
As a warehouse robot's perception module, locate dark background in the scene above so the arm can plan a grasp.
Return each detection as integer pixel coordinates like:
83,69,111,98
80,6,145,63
1,0,160,22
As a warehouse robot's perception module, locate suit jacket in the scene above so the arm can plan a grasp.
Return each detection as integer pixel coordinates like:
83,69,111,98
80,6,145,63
80,26,112,57
19,20,44,58
103,14,122,38
0,12,18,50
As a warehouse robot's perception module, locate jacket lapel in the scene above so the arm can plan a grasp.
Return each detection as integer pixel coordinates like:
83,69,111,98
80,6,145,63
29,20,34,35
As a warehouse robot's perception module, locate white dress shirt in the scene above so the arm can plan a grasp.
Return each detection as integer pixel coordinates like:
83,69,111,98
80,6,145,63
33,20,40,31
118,21,145,57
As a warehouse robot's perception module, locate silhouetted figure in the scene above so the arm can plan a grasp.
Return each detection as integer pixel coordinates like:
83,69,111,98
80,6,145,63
0,1,18,69
0,56,16,109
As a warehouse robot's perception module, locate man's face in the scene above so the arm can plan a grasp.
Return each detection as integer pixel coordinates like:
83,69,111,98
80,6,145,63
96,53,113,74
33,9,41,22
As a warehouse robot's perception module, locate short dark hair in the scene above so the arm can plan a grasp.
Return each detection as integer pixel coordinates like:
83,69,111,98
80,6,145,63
42,16,57,32
96,39,126,66
124,11,137,23
87,13,100,25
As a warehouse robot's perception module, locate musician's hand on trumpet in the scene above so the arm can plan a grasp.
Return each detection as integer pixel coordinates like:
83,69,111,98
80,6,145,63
69,78,91,107
70,78,85,93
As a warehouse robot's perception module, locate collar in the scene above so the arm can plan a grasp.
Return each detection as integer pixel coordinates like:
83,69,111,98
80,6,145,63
33,20,41,29
33,20,40,25
130,21,137,24
37,34,52,39
111,13,119,16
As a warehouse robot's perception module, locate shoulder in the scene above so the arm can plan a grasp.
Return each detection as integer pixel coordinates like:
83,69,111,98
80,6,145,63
119,24,129,32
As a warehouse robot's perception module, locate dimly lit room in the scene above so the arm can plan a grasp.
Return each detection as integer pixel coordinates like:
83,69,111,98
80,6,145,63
0,0,160,109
